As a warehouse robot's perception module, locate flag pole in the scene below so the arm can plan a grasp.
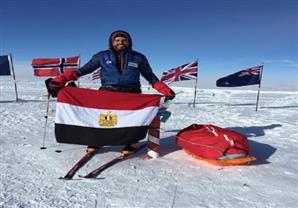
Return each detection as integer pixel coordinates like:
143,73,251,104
255,64,264,111
77,54,80,87
192,59,199,107
40,94,51,150
9,54,19,102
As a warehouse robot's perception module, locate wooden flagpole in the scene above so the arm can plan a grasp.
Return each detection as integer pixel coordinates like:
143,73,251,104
9,54,19,102
192,59,199,107
255,64,264,111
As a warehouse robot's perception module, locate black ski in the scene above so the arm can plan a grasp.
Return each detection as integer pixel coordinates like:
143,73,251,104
59,147,97,180
79,143,146,179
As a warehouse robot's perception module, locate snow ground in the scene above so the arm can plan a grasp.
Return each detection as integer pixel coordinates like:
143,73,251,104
1,78,298,208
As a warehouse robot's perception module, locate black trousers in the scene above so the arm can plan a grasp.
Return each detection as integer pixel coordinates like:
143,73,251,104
99,84,141,93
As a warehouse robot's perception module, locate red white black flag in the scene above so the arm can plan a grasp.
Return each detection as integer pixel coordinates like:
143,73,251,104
55,87,163,146
32,56,80,77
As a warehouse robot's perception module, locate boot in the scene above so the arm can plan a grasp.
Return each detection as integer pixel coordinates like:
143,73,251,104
86,146,99,154
122,143,139,155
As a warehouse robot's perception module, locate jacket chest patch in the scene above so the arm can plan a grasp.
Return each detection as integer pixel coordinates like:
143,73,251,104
105,60,112,64
128,62,138,68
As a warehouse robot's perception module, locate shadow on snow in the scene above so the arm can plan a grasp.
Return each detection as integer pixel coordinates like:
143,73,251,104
170,102,298,109
0,98,54,104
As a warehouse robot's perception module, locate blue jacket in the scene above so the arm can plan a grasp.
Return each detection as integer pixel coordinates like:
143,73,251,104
77,49,159,88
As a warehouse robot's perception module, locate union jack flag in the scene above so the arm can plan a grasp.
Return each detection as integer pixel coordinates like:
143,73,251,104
238,66,261,77
216,66,263,87
160,60,198,84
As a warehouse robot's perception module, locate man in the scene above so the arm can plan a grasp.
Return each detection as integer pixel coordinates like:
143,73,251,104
48,30,175,152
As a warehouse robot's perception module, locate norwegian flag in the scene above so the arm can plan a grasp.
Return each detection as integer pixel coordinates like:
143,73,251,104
216,66,263,87
32,56,80,77
160,60,198,84
91,68,101,81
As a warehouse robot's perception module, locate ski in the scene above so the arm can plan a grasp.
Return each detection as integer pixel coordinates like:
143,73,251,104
59,147,97,180
79,143,146,179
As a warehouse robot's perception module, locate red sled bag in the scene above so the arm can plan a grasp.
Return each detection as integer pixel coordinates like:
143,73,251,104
176,124,256,166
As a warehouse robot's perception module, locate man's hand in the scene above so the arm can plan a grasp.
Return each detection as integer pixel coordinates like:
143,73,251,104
49,71,78,88
46,71,78,97
153,81,175,100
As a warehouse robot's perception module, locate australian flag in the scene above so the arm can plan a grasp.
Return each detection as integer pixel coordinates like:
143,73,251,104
216,66,262,87
32,56,80,77
0,55,12,76
161,60,198,84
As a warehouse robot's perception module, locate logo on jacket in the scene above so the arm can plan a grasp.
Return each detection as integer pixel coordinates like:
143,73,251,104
105,60,112,64
128,62,138,68
99,112,118,127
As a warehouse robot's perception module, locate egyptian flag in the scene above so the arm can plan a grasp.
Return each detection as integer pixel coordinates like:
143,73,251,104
32,56,79,77
55,87,163,146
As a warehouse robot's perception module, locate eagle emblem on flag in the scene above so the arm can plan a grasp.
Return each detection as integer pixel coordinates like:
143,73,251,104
99,112,118,127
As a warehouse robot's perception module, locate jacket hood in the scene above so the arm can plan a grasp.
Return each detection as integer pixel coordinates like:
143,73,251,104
109,30,132,51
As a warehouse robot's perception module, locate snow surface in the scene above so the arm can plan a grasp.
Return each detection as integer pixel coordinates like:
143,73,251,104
1,78,298,208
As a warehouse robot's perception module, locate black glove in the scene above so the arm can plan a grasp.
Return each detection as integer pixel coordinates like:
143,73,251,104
67,81,77,87
45,78,59,97
165,91,175,101
45,78,77,98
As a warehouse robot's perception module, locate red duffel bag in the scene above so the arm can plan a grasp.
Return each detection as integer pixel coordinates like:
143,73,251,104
176,124,256,166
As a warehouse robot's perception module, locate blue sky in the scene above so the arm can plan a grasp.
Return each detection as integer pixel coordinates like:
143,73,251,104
1,0,297,90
